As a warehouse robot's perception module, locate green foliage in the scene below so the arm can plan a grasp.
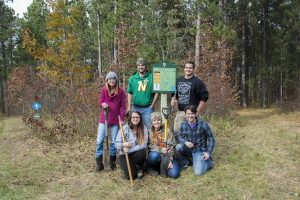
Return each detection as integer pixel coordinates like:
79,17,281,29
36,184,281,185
211,22,236,45
2,0,299,116
69,0,94,67
24,0,48,47
227,0,300,107
12,0,49,67
22,0,91,85
0,2,16,79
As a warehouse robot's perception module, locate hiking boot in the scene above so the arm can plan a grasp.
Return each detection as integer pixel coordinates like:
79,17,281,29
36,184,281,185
96,156,104,172
110,156,116,171
181,164,188,171
137,171,144,180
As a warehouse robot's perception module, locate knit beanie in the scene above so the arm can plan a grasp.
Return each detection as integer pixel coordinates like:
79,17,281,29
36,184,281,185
136,58,145,65
106,71,118,80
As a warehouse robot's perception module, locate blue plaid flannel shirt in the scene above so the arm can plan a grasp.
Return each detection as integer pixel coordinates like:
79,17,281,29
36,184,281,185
178,118,215,155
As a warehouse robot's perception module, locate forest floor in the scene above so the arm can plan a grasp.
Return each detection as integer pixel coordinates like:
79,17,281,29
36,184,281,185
0,109,299,200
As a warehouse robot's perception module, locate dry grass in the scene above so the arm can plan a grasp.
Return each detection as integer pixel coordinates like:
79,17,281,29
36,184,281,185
0,109,299,200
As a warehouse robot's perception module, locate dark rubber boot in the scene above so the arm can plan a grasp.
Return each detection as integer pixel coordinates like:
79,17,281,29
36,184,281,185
96,156,104,172
110,156,116,170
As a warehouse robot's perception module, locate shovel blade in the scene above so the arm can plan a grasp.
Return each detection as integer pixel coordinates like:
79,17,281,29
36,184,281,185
103,149,110,168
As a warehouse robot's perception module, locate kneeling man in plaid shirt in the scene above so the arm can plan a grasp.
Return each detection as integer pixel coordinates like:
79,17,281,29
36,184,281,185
175,105,215,175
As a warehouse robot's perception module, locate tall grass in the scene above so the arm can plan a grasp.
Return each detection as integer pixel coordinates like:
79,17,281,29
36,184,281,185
1,109,299,200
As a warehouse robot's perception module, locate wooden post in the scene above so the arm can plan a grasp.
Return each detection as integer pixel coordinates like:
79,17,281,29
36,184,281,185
161,94,168,121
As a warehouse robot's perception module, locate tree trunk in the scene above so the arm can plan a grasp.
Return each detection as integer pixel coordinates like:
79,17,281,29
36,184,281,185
195,8,201,67
155,17,165,60
0,41,6,113
113,0,117,65
248,73,252,106
218,0,227,23
297,31,300,106
235,65,239,88
262,81,266,108
123,72,126,90
218,0,223,15
298,68,300,106
280,70,283,103
241,23,247,108
280,46,283,103
261,3,268,108
97,12,102,77
0,77,5,113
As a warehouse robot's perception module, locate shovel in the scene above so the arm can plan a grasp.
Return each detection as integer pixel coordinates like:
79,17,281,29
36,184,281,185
162,107,171,146
161,107,171,177
103,107,110,169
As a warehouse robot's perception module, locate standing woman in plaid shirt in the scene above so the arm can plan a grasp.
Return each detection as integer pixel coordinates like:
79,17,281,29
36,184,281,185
175,105,215,175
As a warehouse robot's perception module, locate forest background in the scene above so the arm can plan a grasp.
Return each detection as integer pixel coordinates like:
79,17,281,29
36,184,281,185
0,1,299,199
1,0,299,118
0,0,299,141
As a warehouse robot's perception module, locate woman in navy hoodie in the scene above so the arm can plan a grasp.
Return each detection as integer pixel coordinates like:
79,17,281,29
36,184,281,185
95,71,126,171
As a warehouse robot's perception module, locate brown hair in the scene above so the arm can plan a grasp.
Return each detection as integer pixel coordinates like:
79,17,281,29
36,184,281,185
185,61,195,69
184,105,197,114
128,111,145,144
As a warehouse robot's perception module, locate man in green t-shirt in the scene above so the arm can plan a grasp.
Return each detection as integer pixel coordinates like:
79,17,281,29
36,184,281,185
127,58,159,128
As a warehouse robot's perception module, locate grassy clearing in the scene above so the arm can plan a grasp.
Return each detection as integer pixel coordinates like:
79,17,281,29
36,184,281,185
0,109,299,200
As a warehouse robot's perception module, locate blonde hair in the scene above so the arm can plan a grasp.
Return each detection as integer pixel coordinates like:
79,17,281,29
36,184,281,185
151,112,162,122
150,112,163,133
105,79,119,96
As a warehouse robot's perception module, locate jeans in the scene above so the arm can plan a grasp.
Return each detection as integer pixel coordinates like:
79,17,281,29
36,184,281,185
148,151,180,179
175,143,214,176
167,159,180,178
95,123,119,157
132,106,154,129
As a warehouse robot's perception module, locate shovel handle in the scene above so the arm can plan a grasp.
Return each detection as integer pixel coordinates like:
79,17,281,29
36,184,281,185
104,107,108,120
118,116,134,187
164,119,168,146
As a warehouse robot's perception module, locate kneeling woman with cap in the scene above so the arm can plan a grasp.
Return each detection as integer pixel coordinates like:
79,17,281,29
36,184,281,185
115,111,148,179
148,112,180,179
95,71,126,172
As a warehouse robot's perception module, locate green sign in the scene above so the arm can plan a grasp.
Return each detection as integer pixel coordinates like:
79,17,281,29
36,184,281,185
151,61,177,93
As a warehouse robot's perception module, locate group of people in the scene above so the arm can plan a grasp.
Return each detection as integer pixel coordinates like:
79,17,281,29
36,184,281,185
95,58,215,180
